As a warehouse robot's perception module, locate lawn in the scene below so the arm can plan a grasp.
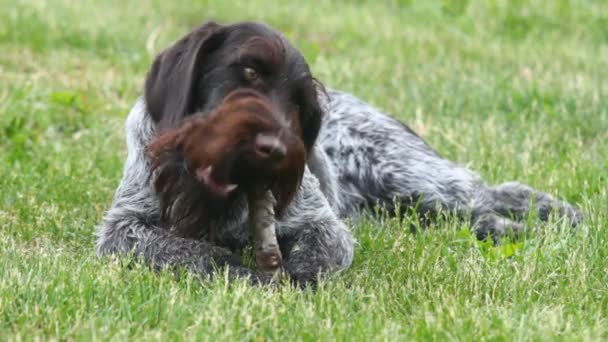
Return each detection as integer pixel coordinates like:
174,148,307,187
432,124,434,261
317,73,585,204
1,0,607,340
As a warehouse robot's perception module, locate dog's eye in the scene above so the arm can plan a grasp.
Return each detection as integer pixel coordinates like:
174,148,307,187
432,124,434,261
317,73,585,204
243,67,259,82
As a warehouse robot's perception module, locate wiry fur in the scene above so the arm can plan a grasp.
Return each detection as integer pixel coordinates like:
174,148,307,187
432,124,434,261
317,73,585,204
97,98,354,286
316,90,582,241
96,22,582,287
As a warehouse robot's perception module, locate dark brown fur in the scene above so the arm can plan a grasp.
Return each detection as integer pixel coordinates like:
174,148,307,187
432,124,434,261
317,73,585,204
144,22,323,151
148,89,306,240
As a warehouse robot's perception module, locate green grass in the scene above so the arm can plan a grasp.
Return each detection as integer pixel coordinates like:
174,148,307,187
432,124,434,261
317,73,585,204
1,0,607,340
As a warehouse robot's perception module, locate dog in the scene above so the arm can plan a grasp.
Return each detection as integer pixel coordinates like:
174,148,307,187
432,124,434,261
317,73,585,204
96,21,582,287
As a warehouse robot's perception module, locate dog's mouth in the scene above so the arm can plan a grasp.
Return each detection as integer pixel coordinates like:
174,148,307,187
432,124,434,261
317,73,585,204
195,165,239,197
193,133,293,198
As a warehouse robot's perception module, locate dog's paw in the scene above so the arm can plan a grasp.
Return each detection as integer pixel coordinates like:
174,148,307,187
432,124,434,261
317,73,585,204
553,202,584,227
473,212,526,244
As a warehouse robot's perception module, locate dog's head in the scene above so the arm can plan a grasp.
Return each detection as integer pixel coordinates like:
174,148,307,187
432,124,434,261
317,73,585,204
145,22,322,214
148,88,307,216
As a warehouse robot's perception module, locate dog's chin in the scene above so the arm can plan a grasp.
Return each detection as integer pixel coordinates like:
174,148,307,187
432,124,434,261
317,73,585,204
244,161,305,217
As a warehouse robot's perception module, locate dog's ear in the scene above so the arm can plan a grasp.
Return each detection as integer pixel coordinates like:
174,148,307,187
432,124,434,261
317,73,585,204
144,21,226,128
299,78,325,152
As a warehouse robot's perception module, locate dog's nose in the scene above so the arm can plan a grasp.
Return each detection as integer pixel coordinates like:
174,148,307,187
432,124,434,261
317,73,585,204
255,133,286,162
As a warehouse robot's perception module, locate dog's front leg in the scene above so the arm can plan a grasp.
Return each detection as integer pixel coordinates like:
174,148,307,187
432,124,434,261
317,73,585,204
277,168,355,287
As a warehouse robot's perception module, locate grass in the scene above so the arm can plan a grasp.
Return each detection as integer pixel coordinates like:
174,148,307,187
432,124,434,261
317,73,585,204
1,0,607,340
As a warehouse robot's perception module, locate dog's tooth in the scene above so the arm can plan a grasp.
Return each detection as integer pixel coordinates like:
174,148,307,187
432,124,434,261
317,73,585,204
225,184,238,193
195,165,213,182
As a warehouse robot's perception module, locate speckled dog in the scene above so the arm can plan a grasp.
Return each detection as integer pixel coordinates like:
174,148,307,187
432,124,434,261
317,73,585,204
96,21,582,287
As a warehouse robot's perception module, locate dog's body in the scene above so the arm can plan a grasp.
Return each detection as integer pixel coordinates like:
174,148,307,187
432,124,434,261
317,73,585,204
96,22,582,286
317,90,581,232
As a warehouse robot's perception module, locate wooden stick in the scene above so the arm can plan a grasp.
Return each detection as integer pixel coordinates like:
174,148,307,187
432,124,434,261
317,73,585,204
248,190,282,273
